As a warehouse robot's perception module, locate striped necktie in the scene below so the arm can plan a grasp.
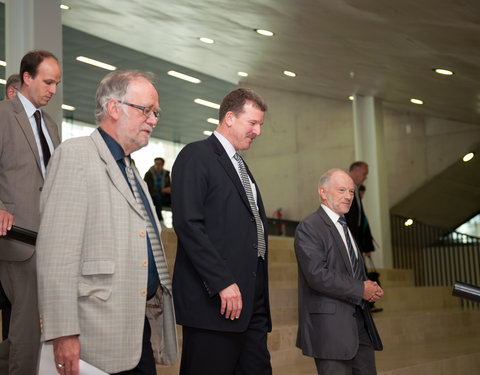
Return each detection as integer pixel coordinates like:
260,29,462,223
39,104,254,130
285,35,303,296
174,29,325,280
124,157,172,293
234,153,266,259
338,216,360,279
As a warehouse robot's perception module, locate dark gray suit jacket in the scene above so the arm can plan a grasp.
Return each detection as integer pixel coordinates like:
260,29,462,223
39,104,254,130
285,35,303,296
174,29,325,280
294,206,382,360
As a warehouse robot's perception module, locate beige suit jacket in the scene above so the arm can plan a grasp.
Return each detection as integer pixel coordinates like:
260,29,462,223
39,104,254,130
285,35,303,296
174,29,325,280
36,129,178,373
0,95,60,261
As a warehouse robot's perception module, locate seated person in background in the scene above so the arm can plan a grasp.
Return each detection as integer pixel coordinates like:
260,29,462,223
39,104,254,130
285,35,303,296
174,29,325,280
144,157,171,222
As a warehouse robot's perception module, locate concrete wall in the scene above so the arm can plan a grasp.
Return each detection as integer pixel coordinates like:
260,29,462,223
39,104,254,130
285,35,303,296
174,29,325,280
243,84,480,221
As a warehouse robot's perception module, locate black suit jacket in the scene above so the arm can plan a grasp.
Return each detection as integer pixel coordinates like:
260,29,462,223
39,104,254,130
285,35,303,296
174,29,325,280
294,207,382,359
171,135,271,332
345,191,374,254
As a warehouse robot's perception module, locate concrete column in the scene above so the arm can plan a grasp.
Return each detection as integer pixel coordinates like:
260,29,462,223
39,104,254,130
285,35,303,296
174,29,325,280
5,0,63,131
352,95,392,268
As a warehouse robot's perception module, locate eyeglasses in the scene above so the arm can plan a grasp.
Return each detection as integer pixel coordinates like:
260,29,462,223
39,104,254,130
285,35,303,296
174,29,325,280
118,101,161,122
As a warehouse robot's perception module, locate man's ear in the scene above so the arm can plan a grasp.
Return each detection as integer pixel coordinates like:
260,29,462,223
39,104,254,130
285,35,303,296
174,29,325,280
22,72,32,87
318,187,326,201
107,99,121,120
224,111,235,127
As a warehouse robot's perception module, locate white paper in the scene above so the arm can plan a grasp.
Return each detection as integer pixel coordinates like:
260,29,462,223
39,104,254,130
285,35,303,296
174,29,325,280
39,342,108,374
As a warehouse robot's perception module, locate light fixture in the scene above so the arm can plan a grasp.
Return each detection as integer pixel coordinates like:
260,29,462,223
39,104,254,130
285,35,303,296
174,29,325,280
76,56,116,71
194,98,220,109
167,70,201,84
203,130,213,136
404,219,414,227
60,4,70,10
433,68,454,76
348,96,354,101
207,118,219,125
283,70,296,77
463,152,474,162
237,72,248,77
410,98,423,105
0,79,6,85
62,104,76,111
199,37,215,44
0,60,6,67
255,29,275,37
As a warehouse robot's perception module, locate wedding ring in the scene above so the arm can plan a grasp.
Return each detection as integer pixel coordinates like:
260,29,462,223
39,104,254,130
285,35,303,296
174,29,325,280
56,363,65,368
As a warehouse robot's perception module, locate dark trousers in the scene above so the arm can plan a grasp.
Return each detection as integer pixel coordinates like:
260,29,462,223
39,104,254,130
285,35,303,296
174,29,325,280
151,193,171,221
314,306,376,375
111,317,156,375
180,258,272,375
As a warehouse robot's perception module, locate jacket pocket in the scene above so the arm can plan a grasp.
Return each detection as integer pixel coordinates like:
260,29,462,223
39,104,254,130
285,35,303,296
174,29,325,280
308,301,336,314
78,259,115,301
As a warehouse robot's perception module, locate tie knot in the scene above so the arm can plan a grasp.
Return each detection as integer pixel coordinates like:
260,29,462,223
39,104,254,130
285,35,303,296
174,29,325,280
33,110,41,122
338,216,347,227
124,156,131,168
233,152,241,162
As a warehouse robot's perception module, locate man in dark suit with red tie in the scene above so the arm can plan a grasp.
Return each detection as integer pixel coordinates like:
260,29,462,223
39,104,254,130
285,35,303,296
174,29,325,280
171,88,272,375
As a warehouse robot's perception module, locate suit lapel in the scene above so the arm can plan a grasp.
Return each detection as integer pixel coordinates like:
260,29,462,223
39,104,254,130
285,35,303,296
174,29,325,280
11,97,44,176
209,136,252,213
43,112,61,147
317,207,354,277
90,130,143,218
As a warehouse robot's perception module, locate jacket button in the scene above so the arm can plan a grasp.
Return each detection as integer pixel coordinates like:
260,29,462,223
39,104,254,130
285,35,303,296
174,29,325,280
141,290,147,297
140,231,146,237
252,243,258,249
252,272,256,278
251,217,255,222
39,187,43,191
142,260,148,267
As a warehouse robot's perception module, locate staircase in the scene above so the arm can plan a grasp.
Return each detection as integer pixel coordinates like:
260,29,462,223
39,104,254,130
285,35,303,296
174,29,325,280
159,231,480,374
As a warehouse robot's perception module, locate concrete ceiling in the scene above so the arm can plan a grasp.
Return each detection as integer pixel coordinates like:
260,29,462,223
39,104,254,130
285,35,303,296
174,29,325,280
58,0,480,136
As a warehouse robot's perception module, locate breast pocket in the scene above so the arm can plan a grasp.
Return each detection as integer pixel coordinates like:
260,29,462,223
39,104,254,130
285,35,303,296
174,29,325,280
78,259,115,301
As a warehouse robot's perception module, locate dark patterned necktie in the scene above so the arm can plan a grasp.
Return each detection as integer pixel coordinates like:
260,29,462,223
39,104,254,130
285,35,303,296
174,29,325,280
33,110,51,167
234,153,266,259
124,157,171,292
338,216,360,279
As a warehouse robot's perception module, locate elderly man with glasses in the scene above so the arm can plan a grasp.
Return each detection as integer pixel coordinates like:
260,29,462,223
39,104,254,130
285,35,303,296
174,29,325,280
36,70,177,375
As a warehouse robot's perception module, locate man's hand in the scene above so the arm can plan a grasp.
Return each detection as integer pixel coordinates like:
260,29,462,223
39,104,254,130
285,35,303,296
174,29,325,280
219,283,242,320
363,280,384,303
0,210,14,236
53,335,81,375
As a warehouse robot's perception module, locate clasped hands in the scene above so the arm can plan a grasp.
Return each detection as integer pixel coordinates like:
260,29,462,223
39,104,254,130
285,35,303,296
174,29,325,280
363,280,384,303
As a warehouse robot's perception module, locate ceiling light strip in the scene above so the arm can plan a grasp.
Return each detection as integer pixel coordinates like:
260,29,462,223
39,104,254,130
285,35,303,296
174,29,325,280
76,56,116,71
167,70,201,84
194,98,220,109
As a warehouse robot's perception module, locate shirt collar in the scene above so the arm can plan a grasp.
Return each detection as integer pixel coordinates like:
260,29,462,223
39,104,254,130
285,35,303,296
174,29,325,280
214,130,237,159
16,91,39,118
98,127,126,162
321,203,341,224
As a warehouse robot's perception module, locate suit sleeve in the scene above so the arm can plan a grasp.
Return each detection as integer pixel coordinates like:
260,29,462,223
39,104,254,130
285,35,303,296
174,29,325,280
36,143,88,341
171,144,235,296
294,219,364,306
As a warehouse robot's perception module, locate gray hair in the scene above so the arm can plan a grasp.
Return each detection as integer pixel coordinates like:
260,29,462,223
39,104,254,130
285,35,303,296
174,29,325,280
318,168,346,190
95,70,156,123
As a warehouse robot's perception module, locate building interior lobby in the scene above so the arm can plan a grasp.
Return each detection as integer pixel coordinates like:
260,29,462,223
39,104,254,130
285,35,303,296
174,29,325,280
1,0,480,373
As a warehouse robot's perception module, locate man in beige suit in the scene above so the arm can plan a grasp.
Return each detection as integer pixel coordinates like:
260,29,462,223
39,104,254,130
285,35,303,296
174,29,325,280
0,50,62,374
36,70,177,375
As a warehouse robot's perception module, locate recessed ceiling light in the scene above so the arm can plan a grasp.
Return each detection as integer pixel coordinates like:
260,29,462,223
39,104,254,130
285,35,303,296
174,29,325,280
62,104,76,111
203,130,213,136
199,37,215,44
0,79,6,85
237,72,248,77
0,60,6,67
348,96,354,101
404,219,414,227
60,4,70,10
207,118,219,125
283,70,296,77
410,98,423,105
255,29,275,37
194,98,220,109
433,68,454,76
463,152,474,162
76,56,116,71
167,70,201,84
